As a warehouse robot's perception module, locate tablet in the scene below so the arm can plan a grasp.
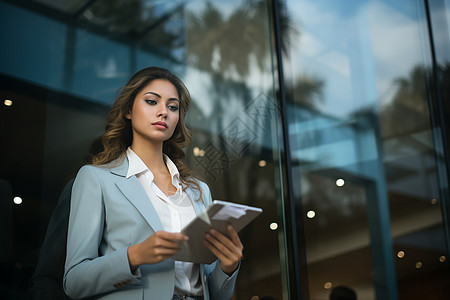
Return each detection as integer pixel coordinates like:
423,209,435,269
173,200,263,264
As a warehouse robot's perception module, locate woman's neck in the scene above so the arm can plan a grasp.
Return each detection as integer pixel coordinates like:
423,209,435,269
130,140,167,174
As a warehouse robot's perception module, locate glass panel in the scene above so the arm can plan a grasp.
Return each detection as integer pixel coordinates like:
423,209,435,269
0,1,67,90
71,28,132,104
0,0,287,299
77,0,186,50
284,0,450,299
182,1,286,299
429,0,450,64
427,0,450,283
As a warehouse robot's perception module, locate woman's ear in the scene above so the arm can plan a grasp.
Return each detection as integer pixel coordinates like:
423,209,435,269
125,111,131,120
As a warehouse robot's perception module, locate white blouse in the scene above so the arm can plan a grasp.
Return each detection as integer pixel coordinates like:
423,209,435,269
126,148,202,296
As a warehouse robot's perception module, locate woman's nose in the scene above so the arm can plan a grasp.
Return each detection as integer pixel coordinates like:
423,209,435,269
157,105,168,117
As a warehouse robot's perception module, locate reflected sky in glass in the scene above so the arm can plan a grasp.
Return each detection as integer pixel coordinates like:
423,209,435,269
287,0,433,117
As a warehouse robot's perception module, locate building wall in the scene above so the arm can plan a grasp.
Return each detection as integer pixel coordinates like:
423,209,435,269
0,0,449,299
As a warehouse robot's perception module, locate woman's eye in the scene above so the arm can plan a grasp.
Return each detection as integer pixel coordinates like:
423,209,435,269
145,99,157,105
168,105,179,112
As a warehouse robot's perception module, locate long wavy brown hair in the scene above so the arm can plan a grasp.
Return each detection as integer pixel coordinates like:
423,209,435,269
91,67,201,196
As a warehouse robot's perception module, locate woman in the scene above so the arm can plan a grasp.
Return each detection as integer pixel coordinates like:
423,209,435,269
64,67,243,300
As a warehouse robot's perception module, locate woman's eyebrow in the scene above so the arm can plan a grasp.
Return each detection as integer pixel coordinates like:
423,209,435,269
144,91,179,102
144,91,161,98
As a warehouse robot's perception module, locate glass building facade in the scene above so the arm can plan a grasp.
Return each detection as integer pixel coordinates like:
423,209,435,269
0,0,449,299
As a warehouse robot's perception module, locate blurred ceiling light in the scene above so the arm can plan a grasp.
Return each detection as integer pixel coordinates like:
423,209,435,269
193,147,200,156
13,196,22,205
324,282,333,289
258,160,267,167
307,210,315,219
4,99,13,106
397,251,405,258
336,178,345,187
199,150,205,157
269,222,278,230
415,262,423,269
431,198,437,205
439,256,446,263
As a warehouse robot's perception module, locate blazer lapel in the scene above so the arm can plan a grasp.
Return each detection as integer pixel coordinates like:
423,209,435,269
111,158,164,232
186,187,206,216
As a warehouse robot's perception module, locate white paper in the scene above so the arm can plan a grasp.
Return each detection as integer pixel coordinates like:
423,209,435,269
213,205,247,221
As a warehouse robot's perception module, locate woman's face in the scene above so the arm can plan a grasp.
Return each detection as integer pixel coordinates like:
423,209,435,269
126,79,180,145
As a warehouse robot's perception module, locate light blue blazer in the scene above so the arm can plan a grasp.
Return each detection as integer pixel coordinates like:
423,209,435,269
64,157,238,299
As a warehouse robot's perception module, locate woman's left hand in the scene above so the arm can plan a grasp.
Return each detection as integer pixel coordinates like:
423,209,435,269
204,225,243,275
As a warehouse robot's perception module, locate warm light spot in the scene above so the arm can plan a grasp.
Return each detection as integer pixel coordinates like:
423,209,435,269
250,296,259,300
193,147,205,157
13,197,22,205
324,282,333,289
415,262,423,269
193,147,200,156
258,160,267,167
431,198,437,205
270,222,278,231
397,251,405,258
307,210,316,219
336,178,345,187
439,256,446,263
4,99,13,106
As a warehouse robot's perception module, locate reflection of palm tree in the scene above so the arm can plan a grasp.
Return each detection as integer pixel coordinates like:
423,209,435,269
186,0,325,110
392,65,427,113
186,2,225,73
185,0,274,137
437,61,450,103
80,0,146,30
437,61,450,156
78,0,179,50
380,65,430,139
185,0,325,131
287,74,324,109
186,0,299,77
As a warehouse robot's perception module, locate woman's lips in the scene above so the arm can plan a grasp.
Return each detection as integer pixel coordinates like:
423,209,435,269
152,121,168,129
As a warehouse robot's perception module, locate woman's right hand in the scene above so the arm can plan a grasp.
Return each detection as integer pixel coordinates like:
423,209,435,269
127,231,188,271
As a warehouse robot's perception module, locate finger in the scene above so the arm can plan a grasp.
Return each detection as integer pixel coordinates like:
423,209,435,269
153,237,184,251
213,230,243,260
154,247,180,257
205,232,236,260
226,225,244,250
204,237,231,262
151,239,183,258
207,229,238,251
146,235,183,255
204,238,238,273
156,231,189,242
151,249,179,263
156,240,182,251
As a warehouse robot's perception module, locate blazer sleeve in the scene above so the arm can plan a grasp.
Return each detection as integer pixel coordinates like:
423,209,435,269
199,181,240,300
63,166,141,299
207,262,240,300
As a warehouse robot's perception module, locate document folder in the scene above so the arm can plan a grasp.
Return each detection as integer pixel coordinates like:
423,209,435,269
173,200,263,264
